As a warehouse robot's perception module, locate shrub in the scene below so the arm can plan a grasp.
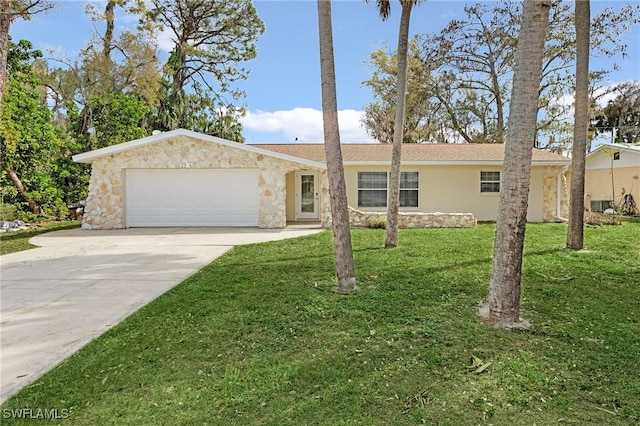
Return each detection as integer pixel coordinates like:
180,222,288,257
365,215,387,229
0,203,17,221
584,211,621,226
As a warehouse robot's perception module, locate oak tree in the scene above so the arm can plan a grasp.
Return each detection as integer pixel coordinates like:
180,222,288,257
362,1,639,146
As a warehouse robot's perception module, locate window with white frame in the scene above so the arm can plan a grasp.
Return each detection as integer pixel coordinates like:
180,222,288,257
358,172,387,207
400,171,419,207
357,171,419,207
480,171,500,193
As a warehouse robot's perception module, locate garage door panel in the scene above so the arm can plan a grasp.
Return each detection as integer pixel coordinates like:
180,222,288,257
126,169,258,227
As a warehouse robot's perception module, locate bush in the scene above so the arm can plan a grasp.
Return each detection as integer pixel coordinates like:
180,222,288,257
584,211,621,226
365,215,387,229
0,203,17,221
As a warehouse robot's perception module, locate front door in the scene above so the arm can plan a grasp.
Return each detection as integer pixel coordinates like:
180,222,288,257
295,171,319,220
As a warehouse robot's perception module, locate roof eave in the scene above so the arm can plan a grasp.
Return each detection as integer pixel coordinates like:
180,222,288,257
72,129,327,170
587,143,640,159
342,160,569,166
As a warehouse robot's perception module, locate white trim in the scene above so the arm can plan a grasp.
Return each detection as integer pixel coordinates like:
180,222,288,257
294,171,320,220
480,170,501,193
588,143,640,156
72,128,327,170
344,160,568,167
356,171,420,209
357,171,388,208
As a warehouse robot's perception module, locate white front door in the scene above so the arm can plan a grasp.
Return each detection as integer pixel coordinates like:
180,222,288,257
295,171,319,220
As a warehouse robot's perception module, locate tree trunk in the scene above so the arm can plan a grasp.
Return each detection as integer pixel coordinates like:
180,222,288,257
566,0,590,250
484,0,551,327
4,167,46,216
385,1,413,248
103,0,116,58
0,0,11,106
491,64,505,144
317,0,357,294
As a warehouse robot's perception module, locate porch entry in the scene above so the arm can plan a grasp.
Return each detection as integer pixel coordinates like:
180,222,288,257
295,171,319,220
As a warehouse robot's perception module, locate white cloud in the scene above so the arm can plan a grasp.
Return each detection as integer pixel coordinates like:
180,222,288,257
548,80,634,124
441,9,456,19
592,83,623,108
156,27,175,52
241,107,375,143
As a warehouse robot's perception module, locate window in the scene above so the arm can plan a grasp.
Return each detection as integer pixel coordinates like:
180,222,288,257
400,172,419,207
480,171,500,193
358,172,387,207
357,172,419,208
613,152,620,160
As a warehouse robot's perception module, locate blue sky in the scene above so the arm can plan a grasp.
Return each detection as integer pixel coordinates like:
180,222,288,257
10,0,640,144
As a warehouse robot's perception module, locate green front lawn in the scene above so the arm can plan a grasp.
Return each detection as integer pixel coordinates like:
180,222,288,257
2,223,639,424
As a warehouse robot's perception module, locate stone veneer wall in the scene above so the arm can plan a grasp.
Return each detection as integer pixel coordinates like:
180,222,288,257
348,207,477,228
542,166,569,222
82,135,326,230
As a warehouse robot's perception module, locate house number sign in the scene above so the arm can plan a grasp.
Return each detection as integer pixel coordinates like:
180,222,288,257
179,162,194,169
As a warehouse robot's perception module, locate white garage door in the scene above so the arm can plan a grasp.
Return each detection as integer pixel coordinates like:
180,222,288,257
126,169,259,227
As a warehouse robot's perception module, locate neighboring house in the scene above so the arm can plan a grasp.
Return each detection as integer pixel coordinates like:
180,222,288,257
585,143,640,212
73,128,570,230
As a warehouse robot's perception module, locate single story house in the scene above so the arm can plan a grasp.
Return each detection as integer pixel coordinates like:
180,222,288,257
585,143,640,212
72,128,570,230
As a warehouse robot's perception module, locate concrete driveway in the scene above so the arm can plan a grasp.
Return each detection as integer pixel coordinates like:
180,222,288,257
0,226,324,404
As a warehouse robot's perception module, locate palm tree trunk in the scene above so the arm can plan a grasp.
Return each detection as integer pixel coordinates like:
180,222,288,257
485,0,551,327
566,0,590,249
317,0,357,294
385,1,413,248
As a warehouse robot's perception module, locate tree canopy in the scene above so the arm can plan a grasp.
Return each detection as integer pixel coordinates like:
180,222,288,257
143,0,264,136
362,1,640,146
593,81,640,145
1,39,66,217
2,1,265,219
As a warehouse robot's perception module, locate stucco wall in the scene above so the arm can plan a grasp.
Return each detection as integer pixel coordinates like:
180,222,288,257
585,150,640,209
587,149,640,169
343,164,567,222
585,168,640,208
285,172,296,221
82,135,325,229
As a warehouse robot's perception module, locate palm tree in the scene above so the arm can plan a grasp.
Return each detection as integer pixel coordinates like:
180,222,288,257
317,0,357,294
566,0,590,250
367,0,420,248
484,0,551,327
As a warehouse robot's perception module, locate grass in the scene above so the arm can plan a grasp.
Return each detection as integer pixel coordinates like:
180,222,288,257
2,222,639,425
0,221,82,255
